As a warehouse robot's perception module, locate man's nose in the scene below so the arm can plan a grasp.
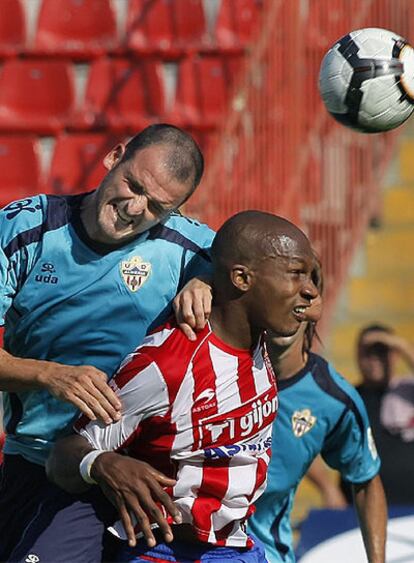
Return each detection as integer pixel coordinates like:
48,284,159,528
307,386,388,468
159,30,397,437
302,277,319,301
128,195,147,215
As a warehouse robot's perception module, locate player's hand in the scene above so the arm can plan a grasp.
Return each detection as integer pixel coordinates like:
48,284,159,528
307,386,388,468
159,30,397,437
361,331,403,350
173,276,213,341
40,363,122,424
91,452,181,548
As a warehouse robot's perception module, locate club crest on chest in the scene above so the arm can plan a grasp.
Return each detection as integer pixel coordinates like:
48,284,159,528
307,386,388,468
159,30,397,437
292,409,316,437
120,256,152,292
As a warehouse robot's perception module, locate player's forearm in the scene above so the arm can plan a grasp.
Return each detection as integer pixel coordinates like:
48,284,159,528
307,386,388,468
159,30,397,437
0,348,56,391
396,338,414,371
46,434,94,494
352,475,387,563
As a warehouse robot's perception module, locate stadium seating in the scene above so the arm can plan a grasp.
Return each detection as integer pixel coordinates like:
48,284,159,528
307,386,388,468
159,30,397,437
215,0,262,53
0,0,26,57
0,60,75,134
33,0,118,58
168,55,244,129
0,136,42,208
126,0,208,57
46,133,121,194
70,57,165,133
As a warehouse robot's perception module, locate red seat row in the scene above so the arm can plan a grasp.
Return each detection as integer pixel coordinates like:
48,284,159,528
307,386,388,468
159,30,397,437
0,0,262,59
0,56,243,134
0,132,218,208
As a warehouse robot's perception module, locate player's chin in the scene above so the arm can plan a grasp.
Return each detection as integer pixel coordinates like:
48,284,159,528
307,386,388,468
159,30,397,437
270,323,301,338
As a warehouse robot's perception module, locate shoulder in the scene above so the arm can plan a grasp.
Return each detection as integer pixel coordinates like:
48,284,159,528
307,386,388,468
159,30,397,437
124,320,212,374
309,353,363,403
0,194,72,256
149,213,215,253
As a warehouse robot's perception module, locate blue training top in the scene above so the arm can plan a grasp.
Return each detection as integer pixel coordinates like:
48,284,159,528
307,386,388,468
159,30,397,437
247,352,380,563
0,194,214,465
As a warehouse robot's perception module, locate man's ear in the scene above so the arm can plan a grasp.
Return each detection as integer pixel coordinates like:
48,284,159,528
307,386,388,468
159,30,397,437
230,264,254,292
103,143,126,171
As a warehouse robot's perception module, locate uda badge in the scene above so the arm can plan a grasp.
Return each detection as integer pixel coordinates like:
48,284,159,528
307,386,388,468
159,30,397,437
120,256,151,292
292,409,316,437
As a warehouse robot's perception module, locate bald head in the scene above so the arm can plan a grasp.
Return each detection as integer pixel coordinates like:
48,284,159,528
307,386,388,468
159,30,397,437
211,210,312,276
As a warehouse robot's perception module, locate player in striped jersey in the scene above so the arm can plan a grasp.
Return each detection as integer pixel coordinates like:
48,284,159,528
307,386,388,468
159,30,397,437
31,211,318,563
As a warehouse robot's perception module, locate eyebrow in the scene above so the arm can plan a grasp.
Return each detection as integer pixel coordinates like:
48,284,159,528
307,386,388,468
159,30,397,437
125,174,172,210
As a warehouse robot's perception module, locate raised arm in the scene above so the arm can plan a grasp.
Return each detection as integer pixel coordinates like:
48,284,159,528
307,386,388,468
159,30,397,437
361,331,414,374
352,474,387,563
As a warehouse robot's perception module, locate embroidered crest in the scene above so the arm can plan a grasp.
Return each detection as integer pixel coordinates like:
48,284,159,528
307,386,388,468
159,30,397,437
292,409,316,437
120,256,151,292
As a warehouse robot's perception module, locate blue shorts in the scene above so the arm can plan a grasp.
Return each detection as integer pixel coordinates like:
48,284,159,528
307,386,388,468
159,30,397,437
119,538,268,562
2,455,118,563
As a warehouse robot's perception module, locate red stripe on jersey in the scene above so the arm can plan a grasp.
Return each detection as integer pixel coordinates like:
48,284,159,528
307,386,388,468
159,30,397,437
127,416,178,479
139,322,212,406
113,352,154,390
191,460,230,539
247,457,268,506
191,339,218,450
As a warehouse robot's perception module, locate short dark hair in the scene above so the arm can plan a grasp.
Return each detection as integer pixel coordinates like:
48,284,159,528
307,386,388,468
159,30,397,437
122,124,204,193
358,323,393,351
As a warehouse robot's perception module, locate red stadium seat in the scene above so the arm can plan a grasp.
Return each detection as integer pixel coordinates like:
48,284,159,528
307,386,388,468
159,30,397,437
47,133,121,195
0,0,26,57
0,136,42,208
168,55,244,129
34,0,118,58
0,60,75,134
0,431,4,465
215,0,262,53
126,0,207,57
71,58,164,133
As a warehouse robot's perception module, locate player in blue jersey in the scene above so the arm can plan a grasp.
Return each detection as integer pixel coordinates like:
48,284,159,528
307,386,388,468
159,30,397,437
248,287,387,563
0,124,215,560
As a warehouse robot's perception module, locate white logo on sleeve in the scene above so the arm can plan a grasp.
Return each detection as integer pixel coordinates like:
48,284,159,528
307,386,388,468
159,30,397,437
25,555,40,563
367,427,378,459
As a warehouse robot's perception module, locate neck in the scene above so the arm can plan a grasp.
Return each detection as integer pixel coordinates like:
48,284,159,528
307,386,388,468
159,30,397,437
79,191,98,241
267,336,307,379
209,304,261,350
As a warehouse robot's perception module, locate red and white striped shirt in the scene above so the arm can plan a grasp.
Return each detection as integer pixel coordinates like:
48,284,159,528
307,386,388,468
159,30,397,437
77,320,278,547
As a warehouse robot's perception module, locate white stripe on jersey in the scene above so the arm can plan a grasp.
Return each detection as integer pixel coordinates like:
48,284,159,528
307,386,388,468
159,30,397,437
252,343,272,395
142,325,176,348
170,366,196,455
208,342,242,413
79,360,169,451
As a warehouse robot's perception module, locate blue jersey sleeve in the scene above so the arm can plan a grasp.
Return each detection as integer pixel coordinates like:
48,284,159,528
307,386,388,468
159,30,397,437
0,196,46,325
168,214,214,290
321,369,380,483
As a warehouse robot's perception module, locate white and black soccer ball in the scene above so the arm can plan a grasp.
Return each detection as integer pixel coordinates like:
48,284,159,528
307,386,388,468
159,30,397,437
319,27,414,133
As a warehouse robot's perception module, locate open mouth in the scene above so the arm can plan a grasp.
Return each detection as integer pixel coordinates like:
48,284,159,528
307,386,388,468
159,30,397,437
113,205,133,227
292,306,308,322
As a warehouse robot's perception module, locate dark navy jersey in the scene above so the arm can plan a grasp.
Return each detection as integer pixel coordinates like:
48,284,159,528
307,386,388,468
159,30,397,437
248,352,380,562
0,194,214,465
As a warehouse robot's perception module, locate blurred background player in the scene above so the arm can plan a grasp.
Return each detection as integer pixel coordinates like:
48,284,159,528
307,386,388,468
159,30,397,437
13,211,319,563
340,325,414,507
248,274,387,563
0,124,215,560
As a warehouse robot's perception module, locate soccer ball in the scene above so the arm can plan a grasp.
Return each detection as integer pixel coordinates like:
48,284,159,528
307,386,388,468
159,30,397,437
319,28,414,133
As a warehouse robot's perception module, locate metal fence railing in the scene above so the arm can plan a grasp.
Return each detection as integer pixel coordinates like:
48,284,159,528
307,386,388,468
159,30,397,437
185,0,414,327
